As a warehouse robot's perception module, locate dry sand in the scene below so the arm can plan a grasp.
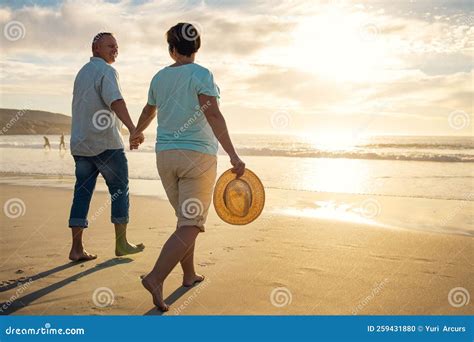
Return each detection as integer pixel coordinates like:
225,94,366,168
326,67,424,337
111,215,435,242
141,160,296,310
0,183,473,315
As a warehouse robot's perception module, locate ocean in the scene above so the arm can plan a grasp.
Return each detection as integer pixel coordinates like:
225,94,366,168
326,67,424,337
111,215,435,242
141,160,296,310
0,134,473,236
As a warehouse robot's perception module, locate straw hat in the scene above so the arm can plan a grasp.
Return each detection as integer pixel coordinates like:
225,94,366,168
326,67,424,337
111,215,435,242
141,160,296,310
213,168,265,225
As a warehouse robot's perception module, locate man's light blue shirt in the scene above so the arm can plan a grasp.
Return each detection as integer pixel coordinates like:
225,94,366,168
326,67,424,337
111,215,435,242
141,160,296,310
71,57,124,156
147,63,220,155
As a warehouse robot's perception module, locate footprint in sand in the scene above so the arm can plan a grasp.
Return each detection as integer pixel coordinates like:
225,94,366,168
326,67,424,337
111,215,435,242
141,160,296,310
198,261,215,267
371,254,402,261
269,252,283,259
412,257,435,263
337,244,362,250
298,266,325,274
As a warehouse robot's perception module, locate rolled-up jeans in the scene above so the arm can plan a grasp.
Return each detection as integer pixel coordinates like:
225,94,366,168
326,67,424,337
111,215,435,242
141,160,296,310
68,149,129,228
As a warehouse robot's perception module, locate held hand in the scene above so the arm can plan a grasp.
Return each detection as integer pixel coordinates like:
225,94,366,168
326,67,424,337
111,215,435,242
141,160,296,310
230,155,245,178
129,130,144,150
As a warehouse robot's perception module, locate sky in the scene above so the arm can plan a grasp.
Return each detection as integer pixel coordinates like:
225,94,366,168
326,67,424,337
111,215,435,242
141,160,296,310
0,0,473,137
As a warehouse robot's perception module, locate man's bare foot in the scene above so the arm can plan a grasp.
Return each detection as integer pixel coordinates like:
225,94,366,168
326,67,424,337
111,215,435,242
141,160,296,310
182,273,205,287
141,275,169,311
115,242,145,256
69,249,97,262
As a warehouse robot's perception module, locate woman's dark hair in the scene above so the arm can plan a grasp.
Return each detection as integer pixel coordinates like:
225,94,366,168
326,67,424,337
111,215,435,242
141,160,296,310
166,23,201,57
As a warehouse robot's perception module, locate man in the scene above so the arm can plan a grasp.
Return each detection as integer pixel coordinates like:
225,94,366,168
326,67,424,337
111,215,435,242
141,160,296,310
59,133,66,151
43,136,51,150
68,32,144,261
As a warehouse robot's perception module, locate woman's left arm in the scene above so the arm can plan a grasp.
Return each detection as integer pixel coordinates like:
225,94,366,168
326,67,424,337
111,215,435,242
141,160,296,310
130,104,157,149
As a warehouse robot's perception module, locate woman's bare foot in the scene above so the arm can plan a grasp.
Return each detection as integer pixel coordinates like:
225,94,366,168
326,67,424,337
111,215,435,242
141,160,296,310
115,242,145,256
182,273,205,287
69,248,97,262
141,275,169,311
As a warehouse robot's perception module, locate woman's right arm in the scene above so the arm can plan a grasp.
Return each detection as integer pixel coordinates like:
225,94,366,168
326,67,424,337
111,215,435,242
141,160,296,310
199,94,245,177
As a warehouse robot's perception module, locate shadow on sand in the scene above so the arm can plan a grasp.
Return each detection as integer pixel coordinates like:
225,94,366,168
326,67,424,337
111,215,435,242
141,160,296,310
143,286,195,316
0,262,83,293
0,258,132,315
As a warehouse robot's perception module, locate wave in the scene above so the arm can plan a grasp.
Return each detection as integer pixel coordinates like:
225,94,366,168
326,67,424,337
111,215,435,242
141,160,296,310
358,143,474,149
1,143,473,162
233,147,474,163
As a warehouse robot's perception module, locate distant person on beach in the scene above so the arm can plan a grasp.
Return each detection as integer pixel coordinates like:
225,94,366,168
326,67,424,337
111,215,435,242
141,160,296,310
68,32,145,261
59,133,66,151
43,136,51,150
130,23,245,311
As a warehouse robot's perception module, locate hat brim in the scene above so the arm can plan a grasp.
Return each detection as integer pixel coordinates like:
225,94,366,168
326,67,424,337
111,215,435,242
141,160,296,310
213,168,265,225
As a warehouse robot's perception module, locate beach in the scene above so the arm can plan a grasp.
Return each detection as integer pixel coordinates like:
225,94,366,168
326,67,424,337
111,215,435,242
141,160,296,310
0,134,473,315
1,179,473,315
1,2,473,341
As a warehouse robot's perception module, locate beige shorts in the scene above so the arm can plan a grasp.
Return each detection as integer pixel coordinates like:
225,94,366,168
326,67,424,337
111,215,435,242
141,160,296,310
156,149,217,231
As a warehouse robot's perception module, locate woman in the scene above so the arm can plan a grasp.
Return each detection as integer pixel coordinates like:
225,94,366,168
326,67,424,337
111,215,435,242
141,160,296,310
131,23,245,311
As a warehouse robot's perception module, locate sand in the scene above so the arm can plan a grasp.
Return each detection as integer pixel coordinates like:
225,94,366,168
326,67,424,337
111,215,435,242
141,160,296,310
0,182,473,315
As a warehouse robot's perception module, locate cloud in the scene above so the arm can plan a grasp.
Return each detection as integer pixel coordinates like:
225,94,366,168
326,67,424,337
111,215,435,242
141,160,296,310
243,66,353,111
0,0,472,135
0,0,296,57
